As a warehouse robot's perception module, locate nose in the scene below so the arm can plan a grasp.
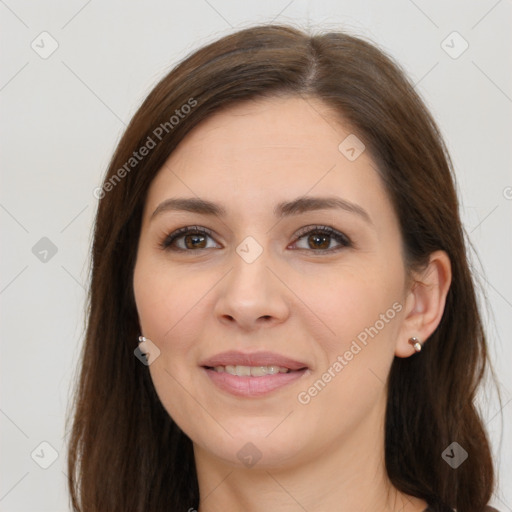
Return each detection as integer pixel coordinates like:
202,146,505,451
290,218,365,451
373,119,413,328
213,247,291,331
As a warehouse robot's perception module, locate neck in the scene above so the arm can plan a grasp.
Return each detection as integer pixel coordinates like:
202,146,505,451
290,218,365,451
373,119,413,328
193,396,427,512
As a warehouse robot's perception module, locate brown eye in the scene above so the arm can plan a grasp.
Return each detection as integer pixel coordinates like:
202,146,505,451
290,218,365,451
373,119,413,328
307,232,331,250
183,233,207,249
161,226,219,251
292,226,352,253
160,225,351,254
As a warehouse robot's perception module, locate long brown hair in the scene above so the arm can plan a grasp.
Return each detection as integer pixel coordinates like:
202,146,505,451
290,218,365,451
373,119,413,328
66,24,497,511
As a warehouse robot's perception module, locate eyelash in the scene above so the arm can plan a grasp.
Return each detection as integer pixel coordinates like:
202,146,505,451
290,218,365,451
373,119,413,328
159,225,352,254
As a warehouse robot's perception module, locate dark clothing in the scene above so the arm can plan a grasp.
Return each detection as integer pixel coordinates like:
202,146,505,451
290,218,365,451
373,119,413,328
424,507,500,512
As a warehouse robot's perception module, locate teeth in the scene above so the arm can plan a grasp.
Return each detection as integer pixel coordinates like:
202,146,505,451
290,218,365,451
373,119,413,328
215,365,291,376
249,366,267,377
236,365,251,376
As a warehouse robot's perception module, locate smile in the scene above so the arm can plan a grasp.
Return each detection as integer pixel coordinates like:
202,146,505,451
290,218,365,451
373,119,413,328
199,350,310,397
209,365,291,376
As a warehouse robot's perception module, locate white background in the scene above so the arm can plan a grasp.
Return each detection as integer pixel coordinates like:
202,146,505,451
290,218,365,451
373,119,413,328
1,1,511,510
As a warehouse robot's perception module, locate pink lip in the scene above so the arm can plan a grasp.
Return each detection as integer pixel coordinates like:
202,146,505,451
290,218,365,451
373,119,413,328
199,350,308,371
200,351,310,398
203,368,308,397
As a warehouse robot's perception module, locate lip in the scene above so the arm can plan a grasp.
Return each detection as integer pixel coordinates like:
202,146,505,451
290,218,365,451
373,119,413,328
199,351,310,398
199,350,309,371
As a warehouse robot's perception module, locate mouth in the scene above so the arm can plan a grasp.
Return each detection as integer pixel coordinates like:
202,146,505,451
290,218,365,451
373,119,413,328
206,364,296,376
200,351,310,397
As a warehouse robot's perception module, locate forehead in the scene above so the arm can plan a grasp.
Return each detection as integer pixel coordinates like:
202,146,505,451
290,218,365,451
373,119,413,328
145,95,391,223
168,95,354,170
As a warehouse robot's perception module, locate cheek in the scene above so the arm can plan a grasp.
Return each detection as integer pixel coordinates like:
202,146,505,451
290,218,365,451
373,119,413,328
133,257,210,427
133,255,222,362
294,261,404,355
294,272,403,434
133,258,169,338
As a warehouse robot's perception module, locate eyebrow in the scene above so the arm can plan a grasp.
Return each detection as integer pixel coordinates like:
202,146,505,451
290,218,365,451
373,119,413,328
151,195,372,224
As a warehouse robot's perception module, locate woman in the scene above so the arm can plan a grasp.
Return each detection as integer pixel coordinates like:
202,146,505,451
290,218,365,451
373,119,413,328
67,24,501,511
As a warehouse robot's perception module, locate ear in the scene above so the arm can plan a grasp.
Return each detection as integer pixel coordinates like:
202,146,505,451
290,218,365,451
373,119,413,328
395,250,452,358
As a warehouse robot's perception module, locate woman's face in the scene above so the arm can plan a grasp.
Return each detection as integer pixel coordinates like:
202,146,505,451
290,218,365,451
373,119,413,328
133,95,411,469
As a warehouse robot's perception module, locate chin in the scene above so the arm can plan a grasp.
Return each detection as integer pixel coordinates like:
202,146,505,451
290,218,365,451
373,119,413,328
191,422,308,470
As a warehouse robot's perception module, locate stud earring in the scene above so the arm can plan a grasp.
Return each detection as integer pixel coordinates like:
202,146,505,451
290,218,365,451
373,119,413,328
408,337,423,352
